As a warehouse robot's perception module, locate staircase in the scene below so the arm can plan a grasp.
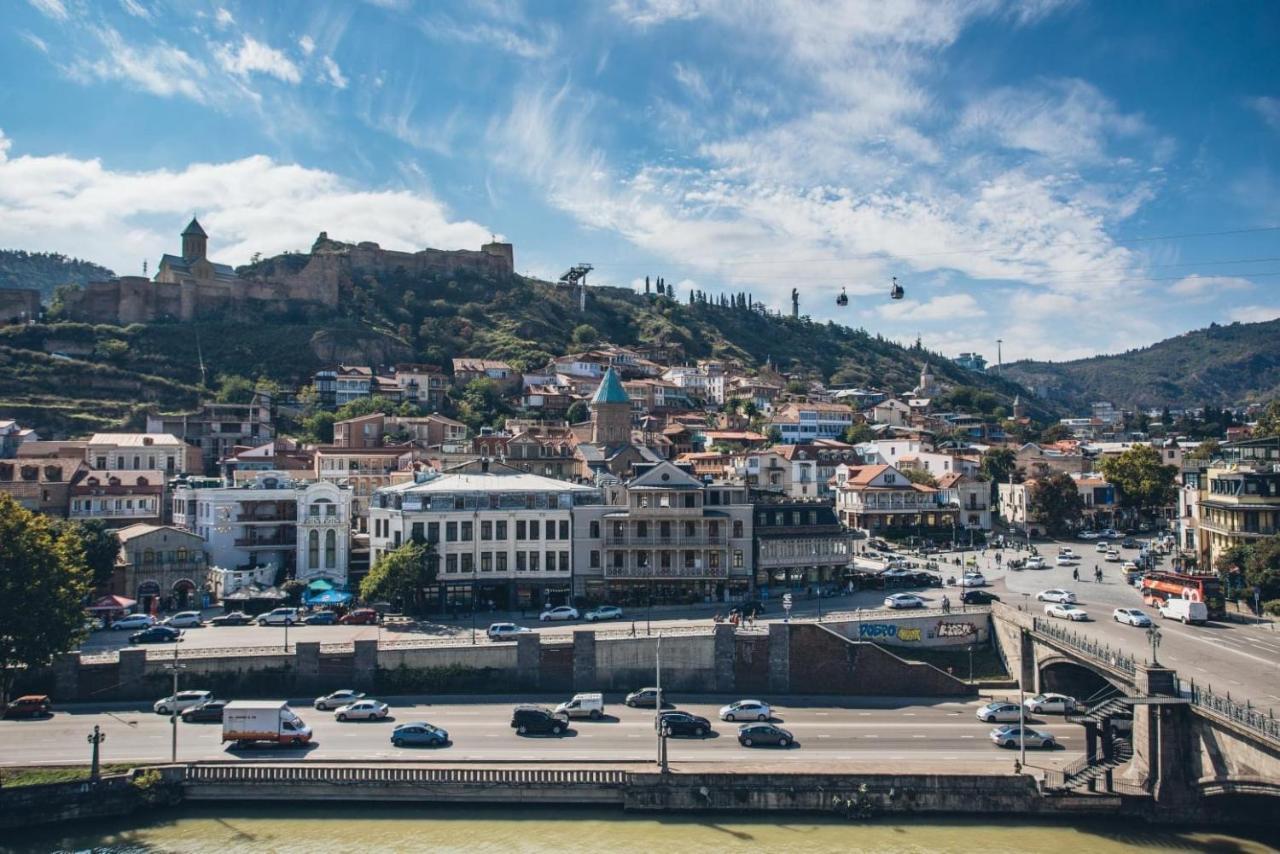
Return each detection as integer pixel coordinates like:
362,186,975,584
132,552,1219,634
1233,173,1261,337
1047,698,1136,793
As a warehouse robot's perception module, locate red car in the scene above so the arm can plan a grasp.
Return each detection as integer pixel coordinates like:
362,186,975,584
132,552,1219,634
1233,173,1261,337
2,695,52,719
339,608,379,625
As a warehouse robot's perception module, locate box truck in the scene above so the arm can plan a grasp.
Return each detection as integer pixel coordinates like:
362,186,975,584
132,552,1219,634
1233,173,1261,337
222,701,313,747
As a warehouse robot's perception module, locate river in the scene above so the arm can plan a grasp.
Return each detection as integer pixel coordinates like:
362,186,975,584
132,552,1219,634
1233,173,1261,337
4,805,1277,853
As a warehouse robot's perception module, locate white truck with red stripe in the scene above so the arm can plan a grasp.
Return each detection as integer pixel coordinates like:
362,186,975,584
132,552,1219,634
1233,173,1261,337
221,701,312,747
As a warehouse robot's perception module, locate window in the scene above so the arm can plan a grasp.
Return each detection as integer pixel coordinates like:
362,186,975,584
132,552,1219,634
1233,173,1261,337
684,551,695,568
709,552,720,569
427,522,439,544
733,520,744,538
411,522,424,544
590,551,600,568
481,521,492,540
530,552,540,571
516,552,527,572
733,549,744,568
559,551,570,572
660,551,671,568
545,551,555,572
325,529,336,567
529,521,540,540
461,521,473,542
637,521,649,538
132,455,140,469
461,554,473,573
308,530,319,567
496,520,508,539
481,552,492,572
589,520,600,538
393,531,401,548
446,522,458,542
516,520,526,540
612,552,624,568
559,520,569,540
660,521,671,538
684,521,695,537
684,494,696,508
446,554,458,573
545,520,556,540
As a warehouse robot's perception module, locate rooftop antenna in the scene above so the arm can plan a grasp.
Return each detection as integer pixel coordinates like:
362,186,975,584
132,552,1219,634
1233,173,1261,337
143,260,148,277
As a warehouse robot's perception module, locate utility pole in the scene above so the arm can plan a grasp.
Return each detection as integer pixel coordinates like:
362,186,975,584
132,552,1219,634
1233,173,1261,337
165,647,187,764
996,338,1003,373
655,632,668,772
87,725,106,780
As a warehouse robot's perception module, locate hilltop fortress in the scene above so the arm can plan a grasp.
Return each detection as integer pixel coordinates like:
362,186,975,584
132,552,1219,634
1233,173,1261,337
63,219,515,324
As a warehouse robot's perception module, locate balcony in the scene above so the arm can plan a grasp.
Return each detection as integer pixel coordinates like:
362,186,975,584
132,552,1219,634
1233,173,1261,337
302,514,346,526
604,562,727,579
234,533,297,548
604,533,727,546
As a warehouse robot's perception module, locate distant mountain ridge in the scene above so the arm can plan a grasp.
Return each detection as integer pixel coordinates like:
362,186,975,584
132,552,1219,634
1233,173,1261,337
0,250,115,299
1003,318,1280,411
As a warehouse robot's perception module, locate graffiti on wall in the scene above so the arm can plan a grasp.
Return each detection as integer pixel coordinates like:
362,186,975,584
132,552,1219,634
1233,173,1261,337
936,622,977,639
858,623,922,642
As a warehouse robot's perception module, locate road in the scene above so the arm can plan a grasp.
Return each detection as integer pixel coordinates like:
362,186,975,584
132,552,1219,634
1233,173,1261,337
0,696,1082,772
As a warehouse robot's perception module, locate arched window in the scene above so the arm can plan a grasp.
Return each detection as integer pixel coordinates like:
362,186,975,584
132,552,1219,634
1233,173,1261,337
324,529,337,568
308,530,319,568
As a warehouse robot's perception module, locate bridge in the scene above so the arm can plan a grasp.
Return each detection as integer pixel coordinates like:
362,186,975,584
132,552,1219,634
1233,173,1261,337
990,602,1280,805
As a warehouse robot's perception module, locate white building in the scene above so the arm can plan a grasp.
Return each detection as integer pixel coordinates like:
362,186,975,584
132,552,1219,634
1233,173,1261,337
86,433,187,474
172,471,352,586
769,402,855,443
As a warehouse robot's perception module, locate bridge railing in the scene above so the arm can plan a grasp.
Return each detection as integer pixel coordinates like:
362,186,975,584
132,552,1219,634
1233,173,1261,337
1184,681,1280,743
1031,618,1137,676
183,764,629,786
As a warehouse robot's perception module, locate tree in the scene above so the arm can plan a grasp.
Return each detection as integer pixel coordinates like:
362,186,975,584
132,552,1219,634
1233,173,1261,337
842,422,873,444
1030,473,1084,537
1216,537,1280,604
1186,439,1220,462
304,411,336,444
565,401,590,424
902,467,937,487
571,324,599,348
0,494,92,704
66,519,120,589
1097,444,1178,511
359,542,438,614
1038,423,1072,443
214,373,256,404
766,426,782,444
1255,400,1280,439
281,579,307,606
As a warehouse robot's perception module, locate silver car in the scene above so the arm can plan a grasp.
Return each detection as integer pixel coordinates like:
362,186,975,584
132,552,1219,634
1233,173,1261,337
990,725,1056,749
335,699,389,721
975,701,1022,723
314,689,365,710
1113,607,1152,627
719,700,771,722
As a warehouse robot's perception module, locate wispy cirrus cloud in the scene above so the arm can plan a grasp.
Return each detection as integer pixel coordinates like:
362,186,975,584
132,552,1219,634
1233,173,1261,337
1169,274,1254,297
214,36,303,84
65,27,209,103
27,0,68,21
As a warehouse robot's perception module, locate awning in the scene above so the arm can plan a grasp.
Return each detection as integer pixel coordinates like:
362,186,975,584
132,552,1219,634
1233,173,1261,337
304,589,353,606
87,594,136,612
307,578,334,592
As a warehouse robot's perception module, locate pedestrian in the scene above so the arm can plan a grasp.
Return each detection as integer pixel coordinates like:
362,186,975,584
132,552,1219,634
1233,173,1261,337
1072,567,1079,582
942,595,951,614
630,621,637,637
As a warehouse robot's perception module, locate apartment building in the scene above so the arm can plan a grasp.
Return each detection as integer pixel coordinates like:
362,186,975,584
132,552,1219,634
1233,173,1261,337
834,463,956,535
752,495,851,593
146,399,273,474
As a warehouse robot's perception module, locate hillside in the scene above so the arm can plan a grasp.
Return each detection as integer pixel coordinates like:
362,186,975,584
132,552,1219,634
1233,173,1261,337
0,245,1045,436
0,250,115,299
1003,319,1280,411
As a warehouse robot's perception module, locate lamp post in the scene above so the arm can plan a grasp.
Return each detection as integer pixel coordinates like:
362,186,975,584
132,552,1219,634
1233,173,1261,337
164,647,187,764
1146,625,1162,666
968,644,975,683
87,725,106,780
655,631,668,772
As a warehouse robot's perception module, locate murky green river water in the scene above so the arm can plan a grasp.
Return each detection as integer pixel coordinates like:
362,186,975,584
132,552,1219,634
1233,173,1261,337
4,805,1275,853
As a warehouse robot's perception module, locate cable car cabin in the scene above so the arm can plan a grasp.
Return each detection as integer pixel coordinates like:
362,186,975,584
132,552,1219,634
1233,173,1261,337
836,287,849,307
1140,571,1225,620
889,276,904,300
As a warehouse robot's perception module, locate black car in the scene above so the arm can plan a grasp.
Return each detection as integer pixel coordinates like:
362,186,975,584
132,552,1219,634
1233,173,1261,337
962,590,1001,605
304,611,338,625
911,572,943,588
738,723,794,747
510,704,569,735
129,625,181,644
181,699,229,722
658,711,712,737
209,611,252,626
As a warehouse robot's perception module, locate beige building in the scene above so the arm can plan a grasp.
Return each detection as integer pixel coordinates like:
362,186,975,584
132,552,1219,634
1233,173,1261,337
85,433,196,475
113,523,209,613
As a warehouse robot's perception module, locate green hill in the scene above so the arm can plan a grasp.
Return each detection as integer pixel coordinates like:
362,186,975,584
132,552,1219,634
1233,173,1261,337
1003,318,1280,411
0,250,115,300
0,247,1046,436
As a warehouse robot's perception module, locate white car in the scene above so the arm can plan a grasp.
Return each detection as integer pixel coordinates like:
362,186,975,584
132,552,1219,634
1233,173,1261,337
976,701,1023,723
111,613,156,631
1024,557,1046,570
154,690,212,715
990,725,1057,749
1055,555,1080,566
959,572,987,587
1045,603,1089,621
881,567,915,578
1078,531,1099,540
539,606,579,622
719,700,772,722
487,622,532,640
1105,551,1121,563
1036,589,1077,604
584,606,623,622
314,689,365,710
1094,542,1110,553
161,611,204,628
884,593,926,609
335,699,389,721
1113,607,1152,627
1023,693,1078,715
257,607,300,626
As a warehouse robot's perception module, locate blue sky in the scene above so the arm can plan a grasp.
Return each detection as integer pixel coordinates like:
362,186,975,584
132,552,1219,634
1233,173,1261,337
1,0,1277,363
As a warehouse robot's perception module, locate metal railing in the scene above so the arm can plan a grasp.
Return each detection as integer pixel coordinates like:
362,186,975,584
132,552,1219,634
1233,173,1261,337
1031,618,1137,676
1185,681,1280,742
184,764,628,786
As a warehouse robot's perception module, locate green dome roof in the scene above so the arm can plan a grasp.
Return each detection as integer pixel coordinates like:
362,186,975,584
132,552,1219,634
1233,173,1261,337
591,367,630,405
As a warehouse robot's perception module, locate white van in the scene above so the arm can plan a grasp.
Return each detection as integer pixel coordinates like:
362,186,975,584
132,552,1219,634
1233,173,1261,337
1159,597,1208,625
555,693,604,720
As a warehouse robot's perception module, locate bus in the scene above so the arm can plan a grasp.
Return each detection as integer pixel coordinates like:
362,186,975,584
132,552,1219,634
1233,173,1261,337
1140,571,1225,620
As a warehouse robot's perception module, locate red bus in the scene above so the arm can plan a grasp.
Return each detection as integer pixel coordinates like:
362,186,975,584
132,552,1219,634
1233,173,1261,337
1140,572,1225,620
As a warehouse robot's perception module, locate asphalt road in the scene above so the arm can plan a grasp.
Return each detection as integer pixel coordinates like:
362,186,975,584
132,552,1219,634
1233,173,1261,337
0,696,1083,771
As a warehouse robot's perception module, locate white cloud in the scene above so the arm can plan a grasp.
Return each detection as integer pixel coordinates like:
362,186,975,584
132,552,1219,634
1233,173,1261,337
299,35,317,56
215,36,302,84
612,0,705,26
1225,305,1280,324
119,0,151,19
214,7,235,27
672,62,710,101
66,27,208,103
27,0,68,20
878,293,986,322
1169,275,1254,298
0,129,494,276
1247,96,1280,135
418,15,557,59
321,56,348,90
20,31,49,53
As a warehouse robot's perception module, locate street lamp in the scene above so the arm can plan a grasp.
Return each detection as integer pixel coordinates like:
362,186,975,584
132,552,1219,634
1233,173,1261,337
164,646,187,763
968,644,975,682
87,725,106,780
655,631,668,772
1146,625,1162,665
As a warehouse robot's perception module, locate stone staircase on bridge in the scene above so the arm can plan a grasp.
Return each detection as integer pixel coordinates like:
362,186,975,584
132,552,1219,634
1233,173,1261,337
1046,697,1136,794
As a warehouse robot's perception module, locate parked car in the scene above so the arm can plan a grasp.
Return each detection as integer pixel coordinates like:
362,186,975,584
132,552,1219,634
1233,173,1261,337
1045,603,1089,621
554,693,604,720
130,625,182,644
1023,693,1078,715
738,723,794,747
881,567,915,579
1105,551,1122,563
959,572,987,587
1,695,52,719
1036,589,1077,604
584,605,623,622
339,608,379,626
161,611,204,628
976,701,1023,723
962,590,1001,605
209,611,252,626
304,610,338,625
314,690,365,710
539,606,579,622
990,725,1056,749
909,572,943,588
1158,597,1208,625
111,613,156,631
391,721,450,747
1094,541,1110,553
257,608,301,626
1078,531,1099,540
719,699,771,722
1101,528,1120,539
154,690,212,715
510,704,568,735
1024,556,1046,570
658,711,712,737
883,593,926,610
624,687,665,708
335,699,389,721
1113,607,1152,627
487,622,532,641
1121,538,1139,549
181,699,229,722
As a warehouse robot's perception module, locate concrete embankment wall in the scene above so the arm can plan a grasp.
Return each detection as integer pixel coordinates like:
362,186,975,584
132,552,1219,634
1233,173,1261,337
825,611,990,647
592,635,716,691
